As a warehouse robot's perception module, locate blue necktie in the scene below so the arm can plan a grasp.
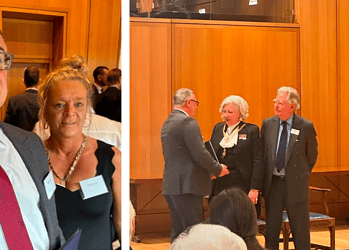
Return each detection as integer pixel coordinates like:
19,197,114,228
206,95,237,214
276,121,288,172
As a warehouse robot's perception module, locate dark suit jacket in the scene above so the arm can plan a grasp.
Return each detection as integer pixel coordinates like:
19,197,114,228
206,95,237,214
210,121,263,194
95,86,121,122
4,89,39,131
261,114,318,204
161,109,222,196
0,122,64,249
91,84,100,109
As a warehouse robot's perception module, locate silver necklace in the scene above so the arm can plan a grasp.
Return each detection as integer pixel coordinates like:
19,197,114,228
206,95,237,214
46,135,87,187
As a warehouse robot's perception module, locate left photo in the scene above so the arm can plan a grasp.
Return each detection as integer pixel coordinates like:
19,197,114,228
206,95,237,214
0,1,122,249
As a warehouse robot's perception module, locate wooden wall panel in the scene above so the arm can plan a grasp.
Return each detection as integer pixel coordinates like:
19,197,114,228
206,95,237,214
0,0,90,57
297,0,338,171
130,19,172,179
1,17,53,120
3,18,53,60
0,1,121,120
87,0,121,79
172,21,300,140
338,0,349,170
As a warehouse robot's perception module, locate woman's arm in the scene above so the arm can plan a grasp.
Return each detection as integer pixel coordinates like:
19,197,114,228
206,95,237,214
111,147,122,242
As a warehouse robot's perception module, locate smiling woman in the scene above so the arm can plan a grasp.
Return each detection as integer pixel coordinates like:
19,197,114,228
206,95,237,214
209,95,263,218
37,66,122,250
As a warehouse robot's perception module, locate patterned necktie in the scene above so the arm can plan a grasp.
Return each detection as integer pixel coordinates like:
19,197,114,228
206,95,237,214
276,121,288,172
0,165,34,250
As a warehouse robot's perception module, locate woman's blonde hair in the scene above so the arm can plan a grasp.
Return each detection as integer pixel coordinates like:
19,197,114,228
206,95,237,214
219,95,249,121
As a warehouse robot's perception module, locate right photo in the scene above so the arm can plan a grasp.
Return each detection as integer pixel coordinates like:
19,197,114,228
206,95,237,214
130,0,349,249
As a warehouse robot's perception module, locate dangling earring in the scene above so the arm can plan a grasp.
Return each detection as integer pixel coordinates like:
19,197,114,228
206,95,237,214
43,120,49,130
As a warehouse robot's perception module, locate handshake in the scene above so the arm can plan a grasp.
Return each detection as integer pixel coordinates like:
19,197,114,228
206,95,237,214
212,164,229,180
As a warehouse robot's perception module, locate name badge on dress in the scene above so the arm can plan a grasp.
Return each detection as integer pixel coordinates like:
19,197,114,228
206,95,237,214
44,171,56,200
239,134,247,140
79,175,108,200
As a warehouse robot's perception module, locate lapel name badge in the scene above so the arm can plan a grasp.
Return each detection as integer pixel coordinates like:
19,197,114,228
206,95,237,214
79,175,108,200
291,128,300,135
44,171,56,200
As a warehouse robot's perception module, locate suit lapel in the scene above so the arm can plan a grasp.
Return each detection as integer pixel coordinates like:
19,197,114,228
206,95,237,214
285,114,302,167
0,123,32,168
212,123,224,153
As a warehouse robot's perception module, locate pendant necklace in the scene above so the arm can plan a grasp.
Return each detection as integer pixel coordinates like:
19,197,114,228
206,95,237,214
222,123,246,157
46,135,87,188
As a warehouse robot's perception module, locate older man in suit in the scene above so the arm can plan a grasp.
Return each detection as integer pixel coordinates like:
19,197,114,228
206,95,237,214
161,88,229,243
4,66,40,131
0,32,63,249
261,86,318,250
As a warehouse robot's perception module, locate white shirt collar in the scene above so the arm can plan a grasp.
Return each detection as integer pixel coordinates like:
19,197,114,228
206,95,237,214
174,108,189,117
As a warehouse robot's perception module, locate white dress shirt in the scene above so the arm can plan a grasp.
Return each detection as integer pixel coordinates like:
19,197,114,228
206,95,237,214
32,113,122,150
0,128,50,250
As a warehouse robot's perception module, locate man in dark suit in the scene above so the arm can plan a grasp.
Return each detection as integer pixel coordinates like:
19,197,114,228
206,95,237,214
161,88,229,243
95,68,121,122
261,86,318,250
0,32,64,249
92,66,109,109
4,66,40,131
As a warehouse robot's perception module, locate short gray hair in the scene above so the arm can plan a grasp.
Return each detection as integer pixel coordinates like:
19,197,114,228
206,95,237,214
219,95,249,121
277,86,300,110
170,224,247,250
173,88,194,106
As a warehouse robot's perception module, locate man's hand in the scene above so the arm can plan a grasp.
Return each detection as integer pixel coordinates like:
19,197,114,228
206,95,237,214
248,189,259,204
218,164,229,177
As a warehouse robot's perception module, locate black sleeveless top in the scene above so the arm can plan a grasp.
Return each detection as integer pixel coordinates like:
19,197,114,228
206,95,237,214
55,140,117,250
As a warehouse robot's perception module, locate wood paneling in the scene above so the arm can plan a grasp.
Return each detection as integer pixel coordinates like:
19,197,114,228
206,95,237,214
0,0,90,57
297,0,338,172
1,17,53,120
87,0,121,80
130,19,172,179
3,18,53,60
0,1,121,120
172,21,300,140
338,0,349,170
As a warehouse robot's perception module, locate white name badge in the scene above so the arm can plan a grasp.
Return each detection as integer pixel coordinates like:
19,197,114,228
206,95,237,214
79,175,108,200
44,171,56,200
291,128,300,135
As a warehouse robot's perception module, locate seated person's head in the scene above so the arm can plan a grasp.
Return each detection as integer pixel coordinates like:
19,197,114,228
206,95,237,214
209,188,264,250
170,224,247,250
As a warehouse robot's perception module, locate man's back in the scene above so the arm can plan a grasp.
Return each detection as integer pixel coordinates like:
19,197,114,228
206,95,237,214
95,87,121,122
161,109,221,196
4,89,39,131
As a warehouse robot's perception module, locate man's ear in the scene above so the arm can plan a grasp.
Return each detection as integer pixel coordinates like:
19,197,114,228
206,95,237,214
185,99,190,107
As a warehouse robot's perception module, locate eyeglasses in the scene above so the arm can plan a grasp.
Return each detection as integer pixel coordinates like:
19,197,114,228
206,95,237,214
0,52,14,70
273,99,285,106
189,99,199,106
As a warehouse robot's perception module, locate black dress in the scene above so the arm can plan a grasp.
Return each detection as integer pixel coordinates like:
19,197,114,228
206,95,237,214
209,122,263,217
55,140,117,250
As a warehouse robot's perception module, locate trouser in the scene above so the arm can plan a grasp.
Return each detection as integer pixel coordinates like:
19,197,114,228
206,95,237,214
265,176,310,250
164,194,204,243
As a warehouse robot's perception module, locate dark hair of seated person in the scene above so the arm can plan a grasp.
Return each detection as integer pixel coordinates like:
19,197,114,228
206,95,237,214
209,187,265,250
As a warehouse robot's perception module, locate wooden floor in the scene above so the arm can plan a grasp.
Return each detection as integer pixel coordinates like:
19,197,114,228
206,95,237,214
131,224,349,250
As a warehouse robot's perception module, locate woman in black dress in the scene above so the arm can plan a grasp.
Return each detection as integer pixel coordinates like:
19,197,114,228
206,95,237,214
210,95,263,217
37,66,121,250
